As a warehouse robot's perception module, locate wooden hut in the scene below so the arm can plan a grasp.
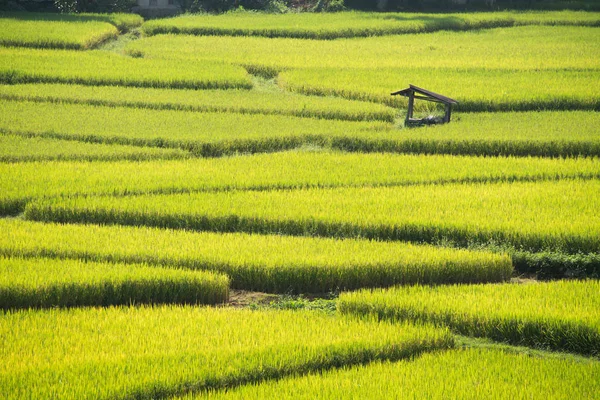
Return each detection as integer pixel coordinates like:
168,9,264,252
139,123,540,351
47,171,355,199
391,85,458,127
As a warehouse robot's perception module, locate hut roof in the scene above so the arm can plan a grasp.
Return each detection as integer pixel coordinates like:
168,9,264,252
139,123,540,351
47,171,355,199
391,84,458,105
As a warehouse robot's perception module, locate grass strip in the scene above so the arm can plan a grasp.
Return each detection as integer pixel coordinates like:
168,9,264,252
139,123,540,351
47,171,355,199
26,180,600,254
0,48,251,90
0,256,229,309
0,83,396,122
141,11,600,39
2,151,598,215
0,307,453,399
0,220,513,293
190,348,600,399
0,134,190,162
338,281,600,356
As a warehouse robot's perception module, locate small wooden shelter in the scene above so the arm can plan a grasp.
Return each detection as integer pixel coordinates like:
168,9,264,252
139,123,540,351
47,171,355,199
391,85,458,126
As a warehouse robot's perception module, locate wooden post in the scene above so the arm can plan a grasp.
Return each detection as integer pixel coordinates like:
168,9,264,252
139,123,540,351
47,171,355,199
444,103,452,123
406,90,415,125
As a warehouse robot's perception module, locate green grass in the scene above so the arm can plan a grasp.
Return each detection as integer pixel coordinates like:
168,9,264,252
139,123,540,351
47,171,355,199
338,280,600,356
190,348,600,399
0,134,190,162
279,68,600,111
0,306,453,399
27,179,600,254
0,47,251,89
0,219,513,293
0,83,396,122
2,151,598,215
0,256,229,309
131,26,600,73
140,11,600,39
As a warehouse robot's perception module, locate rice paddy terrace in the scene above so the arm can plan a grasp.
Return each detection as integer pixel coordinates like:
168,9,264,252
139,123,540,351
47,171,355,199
0,9,598,399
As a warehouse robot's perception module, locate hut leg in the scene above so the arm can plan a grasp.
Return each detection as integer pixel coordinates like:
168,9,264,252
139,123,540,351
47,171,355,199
406,92,415,125
444,104,452,123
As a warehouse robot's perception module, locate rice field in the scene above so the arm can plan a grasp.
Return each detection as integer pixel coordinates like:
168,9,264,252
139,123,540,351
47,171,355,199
0,134,191,162
0,12,142,49
0,47,251,89
141,11,600,39
192,348,600,399
0,256,229,309
338,280,600,356
0,307,453,399
0,100,386,155
131,26,600,71
128,25,600,111
29,180,599,254
0,18,118,50
0,83,396,122
1,8,599,399
2,100,598,157
279,68,600,110
2,151,598,215
0,220,512,292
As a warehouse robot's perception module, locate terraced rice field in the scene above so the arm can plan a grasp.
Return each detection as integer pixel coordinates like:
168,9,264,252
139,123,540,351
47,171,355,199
338,280,600,355
1,9,598,399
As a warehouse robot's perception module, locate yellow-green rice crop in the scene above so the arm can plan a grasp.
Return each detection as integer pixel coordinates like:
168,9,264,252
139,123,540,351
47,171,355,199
131,26,600,72
0,47,251,89
0,220,513,292
0,100,386,155
0,256,229,309
0,83,396,122
30,179,598,254
141,11,600,39
0,12,143,32
0,134,190,162
279,67,600,111
3,100,599,157
0,17,118,49
0,306,453,399
338,280,600,356
330,111,600,157
193,348,600,399
2,151,598,214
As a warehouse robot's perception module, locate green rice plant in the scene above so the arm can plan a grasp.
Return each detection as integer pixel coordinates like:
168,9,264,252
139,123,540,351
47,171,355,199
0,83,396,122
0,306,454,399
338,280,600,356
0,220,513,293
0,256,229,309
28,179,598,254
0,48,251,89
130,26,600,73
279,67,600,111
329,111,600,157
0,18,118,49
2,151,598,215
140,11,600,39
191,348,600,399
0,99,386,155
0,12,143,32
2,100,599,158
0,134,190,162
